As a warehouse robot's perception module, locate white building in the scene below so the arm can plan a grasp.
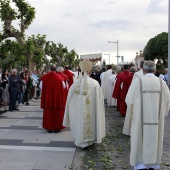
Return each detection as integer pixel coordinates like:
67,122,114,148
134,50,144,70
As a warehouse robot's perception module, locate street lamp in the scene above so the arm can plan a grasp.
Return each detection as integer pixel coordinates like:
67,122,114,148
103,53,110,64
108,40,119,70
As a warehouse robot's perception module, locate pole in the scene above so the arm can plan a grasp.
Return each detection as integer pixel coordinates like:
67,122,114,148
168,0,170,85
117,40,119,71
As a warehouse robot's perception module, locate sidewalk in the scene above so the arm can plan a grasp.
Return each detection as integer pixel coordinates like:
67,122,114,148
0,99,76,170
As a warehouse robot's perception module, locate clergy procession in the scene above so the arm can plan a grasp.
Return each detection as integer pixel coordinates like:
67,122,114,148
36,59,170,170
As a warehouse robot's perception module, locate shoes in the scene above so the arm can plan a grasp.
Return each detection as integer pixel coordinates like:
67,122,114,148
13,108,19,111
54,129,61,133
19,103,23,107
26,102,29,105
28,100,32,104
9,109,13,112
47,130,53,133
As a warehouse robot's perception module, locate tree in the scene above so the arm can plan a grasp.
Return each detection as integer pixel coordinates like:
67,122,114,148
0,0,36,70
143,32,168,67
45,42,79,69
0,39,24,70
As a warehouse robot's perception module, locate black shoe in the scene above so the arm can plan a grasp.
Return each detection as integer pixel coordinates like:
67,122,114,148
54,129,61,133
26,102,29,105
13,108,19,110
47,130,53,133
9,109,13,112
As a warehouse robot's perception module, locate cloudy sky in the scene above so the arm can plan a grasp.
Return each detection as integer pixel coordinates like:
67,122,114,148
3,0,169,64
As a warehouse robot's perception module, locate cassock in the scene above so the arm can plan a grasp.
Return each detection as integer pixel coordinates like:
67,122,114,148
132,68,143,81
100,69,112,99
105,69,114,103
100,71,107,99
41,71,65,131
107,74,117,106
124,73,170,167
120,73,134,116
57,72,69,107
63,69,74,87
112,70,130,111
63,76,105,148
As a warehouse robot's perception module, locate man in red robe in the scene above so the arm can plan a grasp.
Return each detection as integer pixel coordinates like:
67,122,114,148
57,67,69,107
63,65,74,87
41,64,66,133
112,64,130,113
120,66,136,116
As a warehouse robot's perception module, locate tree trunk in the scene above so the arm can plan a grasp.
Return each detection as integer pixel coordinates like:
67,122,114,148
28,55,36,71
43,54,50,72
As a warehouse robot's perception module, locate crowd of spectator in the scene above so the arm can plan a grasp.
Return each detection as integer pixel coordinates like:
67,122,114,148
0,67,46,112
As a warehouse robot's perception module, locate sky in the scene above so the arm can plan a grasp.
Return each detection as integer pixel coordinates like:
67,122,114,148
1,0,169,65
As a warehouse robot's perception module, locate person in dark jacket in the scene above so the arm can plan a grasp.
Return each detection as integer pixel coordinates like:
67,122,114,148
8,69,22,111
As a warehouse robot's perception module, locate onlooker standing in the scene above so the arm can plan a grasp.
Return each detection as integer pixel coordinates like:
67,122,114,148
164,68,168,85
24,71,33,105
18,72,26,106
124,61,170,170
1,69,9,105
8,69,22,111
155,70,164,79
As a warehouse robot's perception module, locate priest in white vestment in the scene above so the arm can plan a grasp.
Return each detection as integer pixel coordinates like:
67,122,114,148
124,61,170,170
63,59,105,148
100,65,113,99
107,70,117,106
100,69,107,99
132,60,145,81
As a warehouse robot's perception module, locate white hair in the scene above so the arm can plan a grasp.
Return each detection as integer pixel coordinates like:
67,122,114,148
12,69,17,73
143,60,156,73
57,67,64,72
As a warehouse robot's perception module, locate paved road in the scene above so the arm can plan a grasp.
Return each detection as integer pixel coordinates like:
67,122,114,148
74,105,170,170
0,100,169,170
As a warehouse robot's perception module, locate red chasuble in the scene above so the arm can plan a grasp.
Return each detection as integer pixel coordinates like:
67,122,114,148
56,72,69,107
63,70,74,87
112,70,130,111
120,73,134,116
41,71,65,130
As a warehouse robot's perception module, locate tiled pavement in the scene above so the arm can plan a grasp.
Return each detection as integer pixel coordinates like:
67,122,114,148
0,99,169,170
0,100,76,170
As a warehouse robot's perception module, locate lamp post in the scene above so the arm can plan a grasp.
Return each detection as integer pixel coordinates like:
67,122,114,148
108,40,119,70
103,53,110,64
168,0,170,85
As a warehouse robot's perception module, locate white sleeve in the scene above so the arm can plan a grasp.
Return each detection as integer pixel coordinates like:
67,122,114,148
62,81,66,89
40,81,43,89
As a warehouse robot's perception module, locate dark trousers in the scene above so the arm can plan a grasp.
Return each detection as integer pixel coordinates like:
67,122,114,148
9,87,20,109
